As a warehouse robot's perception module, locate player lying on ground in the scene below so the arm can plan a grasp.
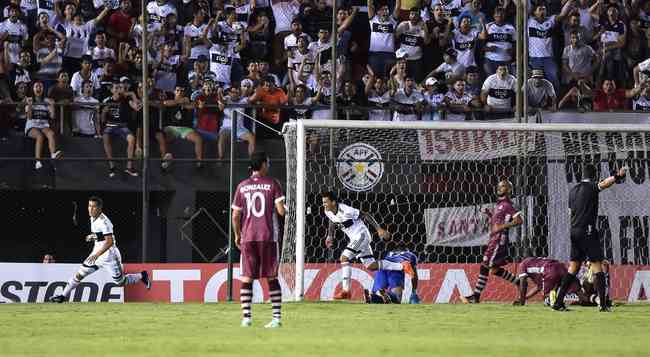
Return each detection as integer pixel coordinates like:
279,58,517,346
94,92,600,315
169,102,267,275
232,152,285,328
364,248,420,304
49,196,150,303
321,191,416,300
552,165,626,312
463,180,523,303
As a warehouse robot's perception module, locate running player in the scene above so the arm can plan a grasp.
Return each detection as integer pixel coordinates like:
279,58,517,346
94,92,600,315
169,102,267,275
321,191,415,300
49,196,150,303
232,152,285,328
463,179,522,303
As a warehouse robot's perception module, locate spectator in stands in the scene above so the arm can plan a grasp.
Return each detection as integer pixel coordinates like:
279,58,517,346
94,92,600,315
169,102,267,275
288,35,316,90
247,11,272,61
562,30,599,85
188,54,217,95
211,7,247,82
365,72,392,121
395,6,430,82
42,254,55,263
389,54,408,89
88,31,116,76
248,76,288,130
48,70,74,134
8,49,34,88
443,78,480,121
595,5,627,84
106,0,134,49
422,76,445,121
431,0,463,24
269,0,301,73
459,0,487,32
527,69,557,111
481,63,515,118
184,8,209,70
257,60,281,87
481,7,515,76
447,15,480,69
428,47,465,84
70,55,99,96
562,12,589,48
283,18,312,74
154,42,184,94
391,75,425,121
162,85,204,169
573,0,598,42
220,86,255,161
338,80,366,120
0,4,29,65
57,3,110,75
287,83,315,120
25,80,62,170
527,2,572,91
634,56,650,86
101,81,141,177
193,80,225,152
632,82,650,111
367,0,400,77
464,65,481,96
72,80,101,137
147,0,177,32
624,17,648,81
96,58,120,101
423,4,453,71
32,27,65,92
592,78,643,111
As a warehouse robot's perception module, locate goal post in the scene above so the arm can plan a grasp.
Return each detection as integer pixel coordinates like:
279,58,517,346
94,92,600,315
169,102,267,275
282,120,650,302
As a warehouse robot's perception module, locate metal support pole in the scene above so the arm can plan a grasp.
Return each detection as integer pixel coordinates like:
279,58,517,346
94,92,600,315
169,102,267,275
331,0,337,120
141,4,149,263
515,0,523,124
227,110,237,302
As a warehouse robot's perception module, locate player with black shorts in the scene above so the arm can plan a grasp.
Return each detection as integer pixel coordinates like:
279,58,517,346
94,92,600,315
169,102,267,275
552,164,627,312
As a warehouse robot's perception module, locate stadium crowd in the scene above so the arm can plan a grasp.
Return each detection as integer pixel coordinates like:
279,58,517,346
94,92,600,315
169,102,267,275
1,0,650,172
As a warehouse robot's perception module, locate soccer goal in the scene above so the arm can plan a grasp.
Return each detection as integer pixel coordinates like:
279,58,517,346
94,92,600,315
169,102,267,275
281,120,650,302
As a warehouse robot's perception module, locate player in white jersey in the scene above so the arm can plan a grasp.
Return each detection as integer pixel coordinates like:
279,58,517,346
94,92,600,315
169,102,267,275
49,196,150,303
321,191,415,300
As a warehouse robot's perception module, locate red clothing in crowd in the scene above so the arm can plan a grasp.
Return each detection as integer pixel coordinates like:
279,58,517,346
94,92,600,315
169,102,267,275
593,89,627,111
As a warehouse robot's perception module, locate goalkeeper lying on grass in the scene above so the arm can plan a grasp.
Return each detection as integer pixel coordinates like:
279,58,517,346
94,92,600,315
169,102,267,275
364,247,420,304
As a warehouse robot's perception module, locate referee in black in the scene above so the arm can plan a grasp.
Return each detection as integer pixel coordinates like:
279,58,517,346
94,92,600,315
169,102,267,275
552,164,627,312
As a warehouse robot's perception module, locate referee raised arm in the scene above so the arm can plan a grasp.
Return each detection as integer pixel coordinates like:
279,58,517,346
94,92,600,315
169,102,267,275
552,164,627,312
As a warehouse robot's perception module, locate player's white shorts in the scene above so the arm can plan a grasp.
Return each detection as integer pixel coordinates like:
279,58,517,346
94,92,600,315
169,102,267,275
341,227,376,266
79,246,125,284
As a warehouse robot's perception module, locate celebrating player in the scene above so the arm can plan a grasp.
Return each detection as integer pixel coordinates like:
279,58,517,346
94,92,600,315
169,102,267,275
321,191,416,300
364,247,420,304
49,196,150,303
232,152,286,328
463,179,522,303
552,164,626,312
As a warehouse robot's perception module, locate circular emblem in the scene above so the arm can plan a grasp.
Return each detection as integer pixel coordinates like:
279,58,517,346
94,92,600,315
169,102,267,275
336,143,384,192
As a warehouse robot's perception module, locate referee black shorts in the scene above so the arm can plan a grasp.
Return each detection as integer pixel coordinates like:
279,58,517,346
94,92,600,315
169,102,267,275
570,225,604,262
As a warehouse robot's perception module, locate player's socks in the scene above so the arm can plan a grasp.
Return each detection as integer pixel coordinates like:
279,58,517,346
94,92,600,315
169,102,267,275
125,273,143,285
594,272,608,309
495,268,519,285
553,272,577,308
341,261,351,292
269,279,282,321
240,282,253,320
472,265,490,298
378,260,404,271
61,277,80,298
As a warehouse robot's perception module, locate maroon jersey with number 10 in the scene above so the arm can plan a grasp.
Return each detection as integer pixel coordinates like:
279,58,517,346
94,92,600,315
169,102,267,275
231,174,285,242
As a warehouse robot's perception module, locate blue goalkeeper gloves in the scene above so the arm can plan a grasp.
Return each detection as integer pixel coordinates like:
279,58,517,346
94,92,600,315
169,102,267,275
409,292,420,304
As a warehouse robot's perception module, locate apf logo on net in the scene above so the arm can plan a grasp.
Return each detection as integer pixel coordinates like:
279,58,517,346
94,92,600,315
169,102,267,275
336,143,384,192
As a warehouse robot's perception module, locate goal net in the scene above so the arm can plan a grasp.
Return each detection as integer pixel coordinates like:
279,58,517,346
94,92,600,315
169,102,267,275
281,120,650,303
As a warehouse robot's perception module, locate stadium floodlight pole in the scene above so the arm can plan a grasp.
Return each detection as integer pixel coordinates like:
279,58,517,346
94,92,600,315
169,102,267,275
515,0,522,124
141,3,150,263
294,120,306,301
227,111,237,302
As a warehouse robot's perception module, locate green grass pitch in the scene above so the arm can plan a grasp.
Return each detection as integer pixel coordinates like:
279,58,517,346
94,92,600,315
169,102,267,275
2,302,650,357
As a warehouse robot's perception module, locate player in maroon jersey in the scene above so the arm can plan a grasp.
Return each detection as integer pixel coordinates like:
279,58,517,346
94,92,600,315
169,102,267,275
512,257,573,306
231,152,286,328
463,180,523,303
